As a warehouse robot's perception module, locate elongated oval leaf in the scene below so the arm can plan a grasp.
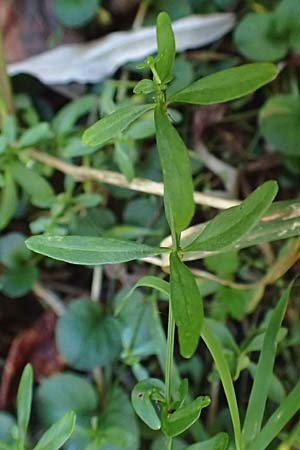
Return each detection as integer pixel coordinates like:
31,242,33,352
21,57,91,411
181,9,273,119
25,235,168,265
242,285,292,448
17,364,33,443
184,181,278,253
32,411,75,450
10,162,54,207
168,63,277,105
156,12,176,84
115,275,170,316
83,104,154,147
155,104,194,233
131,379,165,430
170,252,203,358
0,171,17,231
161,396,210,437
19,123,53,147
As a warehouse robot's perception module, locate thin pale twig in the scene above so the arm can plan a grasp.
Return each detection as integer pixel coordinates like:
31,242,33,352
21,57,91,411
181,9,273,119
26,148,239,210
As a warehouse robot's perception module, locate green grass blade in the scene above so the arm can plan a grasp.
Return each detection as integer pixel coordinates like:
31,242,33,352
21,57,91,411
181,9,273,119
17,364,33,443
242,285,292,447
248,381,300,450
201,320,242,450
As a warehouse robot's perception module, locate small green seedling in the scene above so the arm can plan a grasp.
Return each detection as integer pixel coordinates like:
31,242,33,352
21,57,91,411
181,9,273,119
0,364,75,450
25,11,300,450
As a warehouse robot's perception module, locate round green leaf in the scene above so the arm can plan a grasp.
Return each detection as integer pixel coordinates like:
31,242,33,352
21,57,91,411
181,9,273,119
0,232,30,267
131,379,165,430
260,94,300,155
0,413,16,444
2,266,38,298
36,373,98,427
234,13,288,61
53,0,99,27
275,0,300,50
56,299,122,369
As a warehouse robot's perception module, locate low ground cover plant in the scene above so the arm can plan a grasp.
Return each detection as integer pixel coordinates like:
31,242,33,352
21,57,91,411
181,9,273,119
24,11,300,450
1,3,300,450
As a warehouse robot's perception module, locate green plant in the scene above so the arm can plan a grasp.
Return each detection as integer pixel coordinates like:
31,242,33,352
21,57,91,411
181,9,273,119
0,364,75,450
24,11,300,450
259,93,300,172
234,0,300,61
0,232,38,298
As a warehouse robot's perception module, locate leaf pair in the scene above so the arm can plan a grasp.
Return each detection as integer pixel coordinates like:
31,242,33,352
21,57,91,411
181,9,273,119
131,378,209,438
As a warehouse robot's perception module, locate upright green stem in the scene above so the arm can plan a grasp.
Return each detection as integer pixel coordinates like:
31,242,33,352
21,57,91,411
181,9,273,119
167,436,173,450
165,304,175,406
0,31,14,118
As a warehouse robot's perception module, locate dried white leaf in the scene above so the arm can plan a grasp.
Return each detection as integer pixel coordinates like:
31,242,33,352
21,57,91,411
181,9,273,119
8,14,235,85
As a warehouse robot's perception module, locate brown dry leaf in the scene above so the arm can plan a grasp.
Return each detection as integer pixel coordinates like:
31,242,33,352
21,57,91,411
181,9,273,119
0,311,64,409
1,0,82,64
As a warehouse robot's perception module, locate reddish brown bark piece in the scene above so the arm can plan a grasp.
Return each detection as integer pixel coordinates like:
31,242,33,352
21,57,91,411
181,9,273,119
0,311,64,409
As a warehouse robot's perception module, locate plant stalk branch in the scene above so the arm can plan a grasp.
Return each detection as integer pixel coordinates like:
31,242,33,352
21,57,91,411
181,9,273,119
25,148,239,210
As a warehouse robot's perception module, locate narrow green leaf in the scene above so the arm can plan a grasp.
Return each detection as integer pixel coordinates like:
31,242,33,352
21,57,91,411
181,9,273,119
201,321,242,450
184,181,278,253
170,253,203,358
19,123,53,147
115,275,170,316
242,285,292,448
169,63,278,105
17,364,33,443
82,104,154,147
10,162,54,207
185,432,229,450
131,379,165,430
114,140,135,181
155,104,194,233
32,411,75,450
181,200,300,260
0,171,17,231
248,381,300,450
156,12,176,84
161,396,210,437
25,235,169,265
53,94,97,134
